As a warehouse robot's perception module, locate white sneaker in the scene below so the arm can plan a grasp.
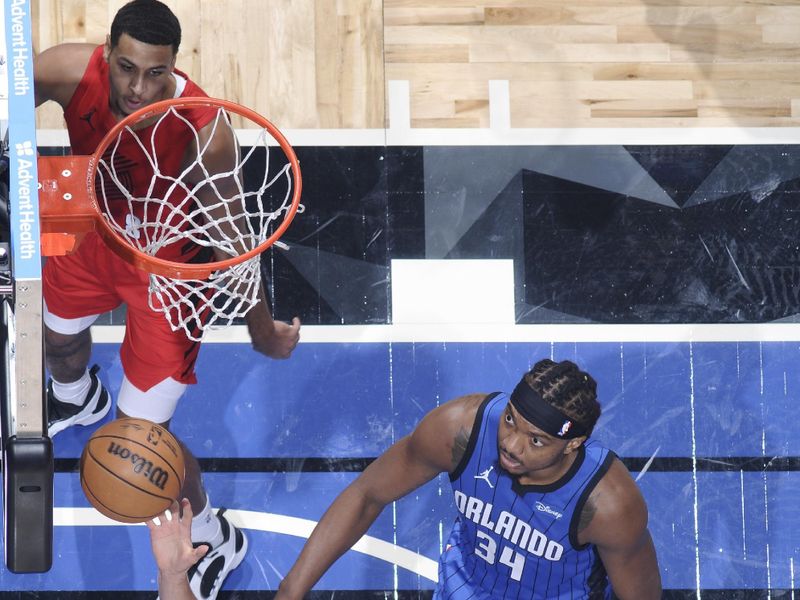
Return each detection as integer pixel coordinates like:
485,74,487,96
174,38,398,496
47,364,111,437
187,508,248,599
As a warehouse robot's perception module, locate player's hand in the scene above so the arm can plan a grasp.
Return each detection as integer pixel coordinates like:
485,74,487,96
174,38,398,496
147,498,208,578
252,316,301,359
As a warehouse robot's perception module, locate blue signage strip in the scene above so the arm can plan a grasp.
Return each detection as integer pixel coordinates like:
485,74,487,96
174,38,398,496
5,0,41,280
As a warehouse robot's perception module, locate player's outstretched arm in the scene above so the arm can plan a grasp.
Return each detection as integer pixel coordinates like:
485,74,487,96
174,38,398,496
186,116,301,359
580,458,662,600
275,394,484,600
147,499,209,600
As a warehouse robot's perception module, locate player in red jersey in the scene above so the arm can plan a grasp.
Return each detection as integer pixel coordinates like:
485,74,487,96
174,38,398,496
34,1,299,597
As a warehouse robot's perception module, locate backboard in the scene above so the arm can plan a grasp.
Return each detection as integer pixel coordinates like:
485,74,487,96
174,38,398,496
1,0,54,574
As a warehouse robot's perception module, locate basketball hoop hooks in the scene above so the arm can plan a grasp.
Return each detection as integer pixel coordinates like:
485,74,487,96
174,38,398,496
37,97,303,341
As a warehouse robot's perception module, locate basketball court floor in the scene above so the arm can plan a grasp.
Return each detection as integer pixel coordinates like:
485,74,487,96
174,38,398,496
3,1,800,599
0,142,796,599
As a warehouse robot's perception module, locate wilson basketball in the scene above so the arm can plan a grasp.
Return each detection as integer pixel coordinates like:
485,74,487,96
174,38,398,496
80,418,185,523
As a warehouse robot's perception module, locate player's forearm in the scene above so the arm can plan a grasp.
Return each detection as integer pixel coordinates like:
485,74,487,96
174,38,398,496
276,485,386,599
157,572,195,600
244,285,276,343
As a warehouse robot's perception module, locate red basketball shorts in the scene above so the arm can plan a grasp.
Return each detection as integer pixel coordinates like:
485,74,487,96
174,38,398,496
42,232,200,391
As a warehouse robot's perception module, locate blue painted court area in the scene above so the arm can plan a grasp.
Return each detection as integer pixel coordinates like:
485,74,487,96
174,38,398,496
1,336,798,594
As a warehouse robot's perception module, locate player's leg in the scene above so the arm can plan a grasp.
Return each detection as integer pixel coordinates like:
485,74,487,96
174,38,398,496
42,235,119,436
44,323,91,382
119,301,247,600
43,315,111,436
114,375,205,508
116,376,247,600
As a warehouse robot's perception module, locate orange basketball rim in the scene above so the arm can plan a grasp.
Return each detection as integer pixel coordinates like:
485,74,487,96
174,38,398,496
36,96,303,281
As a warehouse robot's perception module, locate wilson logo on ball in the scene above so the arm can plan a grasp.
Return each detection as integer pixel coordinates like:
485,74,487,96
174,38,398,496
106,441,170,490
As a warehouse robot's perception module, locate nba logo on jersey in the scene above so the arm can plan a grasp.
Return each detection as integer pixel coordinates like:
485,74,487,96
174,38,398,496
557,420,572,437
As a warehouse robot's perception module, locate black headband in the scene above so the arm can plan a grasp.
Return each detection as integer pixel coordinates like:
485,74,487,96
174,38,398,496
509,379,589,439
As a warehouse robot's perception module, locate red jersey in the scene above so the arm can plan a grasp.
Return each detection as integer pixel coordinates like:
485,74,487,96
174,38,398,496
63,45,217,262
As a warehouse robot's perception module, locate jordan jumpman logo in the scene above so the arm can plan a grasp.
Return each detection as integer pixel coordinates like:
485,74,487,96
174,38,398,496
474,466,495,488
80,107,97,131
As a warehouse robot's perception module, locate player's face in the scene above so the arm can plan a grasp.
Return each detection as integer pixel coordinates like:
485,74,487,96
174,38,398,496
104,33,176,119
497,403,582,484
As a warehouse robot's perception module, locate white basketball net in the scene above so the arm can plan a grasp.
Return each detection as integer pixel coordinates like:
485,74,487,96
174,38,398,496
95,105,299,341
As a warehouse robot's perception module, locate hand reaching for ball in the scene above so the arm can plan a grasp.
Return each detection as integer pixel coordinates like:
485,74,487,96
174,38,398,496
147,499,208,599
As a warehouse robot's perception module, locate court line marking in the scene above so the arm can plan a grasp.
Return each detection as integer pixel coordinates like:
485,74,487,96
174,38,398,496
391,259,515,325
489,80,510,130
36,126,800,147
53,507,439,583
388,80,411,130
90,323,800,344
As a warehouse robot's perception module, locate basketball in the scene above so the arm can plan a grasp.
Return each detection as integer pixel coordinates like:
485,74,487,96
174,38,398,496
79,418,185,524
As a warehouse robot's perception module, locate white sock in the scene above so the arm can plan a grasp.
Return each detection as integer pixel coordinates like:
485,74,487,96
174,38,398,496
51,370,91,407
191,495,223,548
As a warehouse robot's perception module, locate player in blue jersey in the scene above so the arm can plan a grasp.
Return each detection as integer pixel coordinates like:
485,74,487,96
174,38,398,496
275,358,661,599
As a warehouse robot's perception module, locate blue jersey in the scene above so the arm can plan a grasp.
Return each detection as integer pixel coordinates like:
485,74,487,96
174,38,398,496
436,392,615,599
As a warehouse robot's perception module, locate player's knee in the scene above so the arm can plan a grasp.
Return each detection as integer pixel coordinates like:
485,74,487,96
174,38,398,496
43,301,100,338
116,374,186,424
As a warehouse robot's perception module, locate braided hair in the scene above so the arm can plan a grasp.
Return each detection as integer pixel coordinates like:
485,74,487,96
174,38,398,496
110,0,181,53
524,359,601,436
